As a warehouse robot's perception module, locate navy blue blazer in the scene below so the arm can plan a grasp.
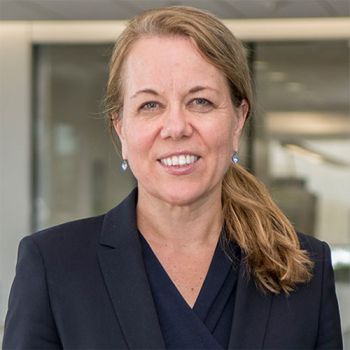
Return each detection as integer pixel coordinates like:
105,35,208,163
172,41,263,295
3,189,343,349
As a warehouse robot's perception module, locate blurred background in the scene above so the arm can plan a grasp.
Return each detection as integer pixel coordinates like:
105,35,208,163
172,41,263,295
0,0,349,345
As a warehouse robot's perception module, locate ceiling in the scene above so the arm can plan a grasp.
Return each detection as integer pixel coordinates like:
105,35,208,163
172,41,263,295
0,0,349,21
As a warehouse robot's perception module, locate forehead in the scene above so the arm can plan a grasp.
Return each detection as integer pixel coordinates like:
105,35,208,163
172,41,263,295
123,35,228,93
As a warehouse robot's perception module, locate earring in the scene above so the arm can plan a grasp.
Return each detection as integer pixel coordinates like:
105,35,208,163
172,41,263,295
121,159,128,171
231,152,239,164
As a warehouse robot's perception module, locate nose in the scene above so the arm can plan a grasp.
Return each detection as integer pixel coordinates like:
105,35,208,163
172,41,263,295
160,105,193,140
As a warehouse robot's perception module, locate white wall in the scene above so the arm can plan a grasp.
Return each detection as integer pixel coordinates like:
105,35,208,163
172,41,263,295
0,23,32,336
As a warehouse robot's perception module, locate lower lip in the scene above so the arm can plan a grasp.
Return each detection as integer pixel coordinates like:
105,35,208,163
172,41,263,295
157,159,200,175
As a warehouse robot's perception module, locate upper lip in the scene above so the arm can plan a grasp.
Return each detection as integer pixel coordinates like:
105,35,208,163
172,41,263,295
157,151,201,160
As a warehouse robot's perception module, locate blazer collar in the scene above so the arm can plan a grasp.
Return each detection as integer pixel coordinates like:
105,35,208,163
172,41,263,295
228,256,273,349
97,188,273,349
97,188,166,349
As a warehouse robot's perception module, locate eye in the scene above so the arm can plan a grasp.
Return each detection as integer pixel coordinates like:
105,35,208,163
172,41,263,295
193,98,210,106
189,98,214,112
140,101,159,111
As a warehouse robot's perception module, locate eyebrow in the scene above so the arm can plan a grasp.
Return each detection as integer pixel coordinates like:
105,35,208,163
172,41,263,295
131,85,219,99
131,89,160,99
188,86,220,94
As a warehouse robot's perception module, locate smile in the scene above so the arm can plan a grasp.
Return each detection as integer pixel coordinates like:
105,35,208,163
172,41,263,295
159,154,199,167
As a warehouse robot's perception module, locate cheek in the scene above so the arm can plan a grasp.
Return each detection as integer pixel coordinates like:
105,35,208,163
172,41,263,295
210,122,235,154
123,122,155,160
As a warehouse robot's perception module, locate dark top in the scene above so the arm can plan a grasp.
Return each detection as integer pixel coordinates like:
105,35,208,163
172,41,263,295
140,233,240,349
2,188,343,349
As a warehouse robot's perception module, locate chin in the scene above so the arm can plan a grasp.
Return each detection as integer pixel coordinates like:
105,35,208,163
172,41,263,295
155,185,212,207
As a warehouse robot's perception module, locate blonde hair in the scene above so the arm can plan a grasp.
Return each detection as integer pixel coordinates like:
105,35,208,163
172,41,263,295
106,6,313,294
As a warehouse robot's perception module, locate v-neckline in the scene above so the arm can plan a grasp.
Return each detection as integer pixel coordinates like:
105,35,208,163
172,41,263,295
139,231,240,349
139,232,230,311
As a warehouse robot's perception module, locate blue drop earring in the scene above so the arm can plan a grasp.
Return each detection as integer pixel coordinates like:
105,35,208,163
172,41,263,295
121,159,128,171
231,152,239,164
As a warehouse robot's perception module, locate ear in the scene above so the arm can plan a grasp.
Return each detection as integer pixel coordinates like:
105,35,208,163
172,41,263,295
232,99,249,151
112,113,128,159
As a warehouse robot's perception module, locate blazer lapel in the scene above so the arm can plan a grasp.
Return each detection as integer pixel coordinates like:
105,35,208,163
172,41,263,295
97,189,165,350
228,257,273,349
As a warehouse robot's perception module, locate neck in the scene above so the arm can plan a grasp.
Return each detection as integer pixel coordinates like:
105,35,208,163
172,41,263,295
136,187,223,250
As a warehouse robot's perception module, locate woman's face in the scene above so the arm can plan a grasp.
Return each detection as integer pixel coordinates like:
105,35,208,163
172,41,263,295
114,35,248,206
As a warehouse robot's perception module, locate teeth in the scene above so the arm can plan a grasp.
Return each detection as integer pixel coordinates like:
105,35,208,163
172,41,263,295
179,155,186,165
160,154,199,166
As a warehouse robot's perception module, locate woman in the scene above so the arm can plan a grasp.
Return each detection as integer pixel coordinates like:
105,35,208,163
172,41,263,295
3,6,342,350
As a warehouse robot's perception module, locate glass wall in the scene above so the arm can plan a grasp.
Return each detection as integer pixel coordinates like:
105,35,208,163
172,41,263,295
254,40,350,346
33,41,349,344
33,45,135,230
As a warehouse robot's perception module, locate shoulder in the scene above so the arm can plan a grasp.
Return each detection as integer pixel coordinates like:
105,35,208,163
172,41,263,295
31,214,105,243
12,214,111,296
294,232,335,298
295,234,342,348
18,188,138,264
296,232,332,264
20,214,105,259
297,231,325,250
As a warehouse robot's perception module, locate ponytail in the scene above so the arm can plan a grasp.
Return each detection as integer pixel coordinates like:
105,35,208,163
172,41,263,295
222,164,314,294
